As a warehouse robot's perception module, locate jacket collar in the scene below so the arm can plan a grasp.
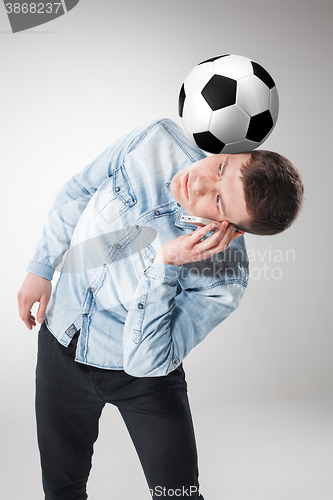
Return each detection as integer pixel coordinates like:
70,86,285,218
165,181,197,231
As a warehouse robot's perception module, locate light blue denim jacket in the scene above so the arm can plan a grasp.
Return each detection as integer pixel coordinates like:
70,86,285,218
27,118,249,376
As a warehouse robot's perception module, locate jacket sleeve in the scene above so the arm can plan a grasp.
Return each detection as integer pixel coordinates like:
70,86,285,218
26,120,159,281
123,262,246,377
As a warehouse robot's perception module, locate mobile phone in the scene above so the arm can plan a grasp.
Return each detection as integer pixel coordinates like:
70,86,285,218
180,215,240,232
181,215,218,225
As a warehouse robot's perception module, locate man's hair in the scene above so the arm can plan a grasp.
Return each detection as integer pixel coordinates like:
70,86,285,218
238,150,304,236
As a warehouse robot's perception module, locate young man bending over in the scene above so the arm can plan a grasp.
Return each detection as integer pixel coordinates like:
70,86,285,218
17,118,304,500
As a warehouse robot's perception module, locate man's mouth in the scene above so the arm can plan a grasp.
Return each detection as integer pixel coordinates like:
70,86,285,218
183,173,189,200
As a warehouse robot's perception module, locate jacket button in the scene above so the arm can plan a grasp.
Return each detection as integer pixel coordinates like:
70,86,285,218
82,313,87,317
154,210,160,216
138,303,144,309
89,287,95,293
115,244,122,250
115,187,120,192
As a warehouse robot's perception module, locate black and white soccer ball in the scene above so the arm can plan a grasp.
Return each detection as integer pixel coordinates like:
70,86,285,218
178,54,279,154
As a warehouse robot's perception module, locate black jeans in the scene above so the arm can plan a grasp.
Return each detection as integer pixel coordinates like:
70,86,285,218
35,322,204,500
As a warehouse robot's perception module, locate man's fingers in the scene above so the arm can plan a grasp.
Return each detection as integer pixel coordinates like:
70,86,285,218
193,221,229,250
191,222,216,240
17,274,52,330
191,221,227,243
210,221,230,244
193,224,238,260
37,296,48,324
215,224,237,250
207,227,244,258
18,295,33,322
18,294,45,326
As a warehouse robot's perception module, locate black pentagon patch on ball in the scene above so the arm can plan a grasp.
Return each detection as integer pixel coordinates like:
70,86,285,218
198,54,229,65
246,110,273,142
251,61,275,89
178,84,186,117
202,75,237,111
193,131,225,154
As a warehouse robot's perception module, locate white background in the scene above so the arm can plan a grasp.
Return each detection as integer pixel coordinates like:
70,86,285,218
0,0,332,499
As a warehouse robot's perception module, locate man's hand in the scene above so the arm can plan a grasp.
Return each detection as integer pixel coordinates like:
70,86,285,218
153,221,244,266
17,273,52,330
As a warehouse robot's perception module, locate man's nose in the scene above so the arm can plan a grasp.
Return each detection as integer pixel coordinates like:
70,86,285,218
194,176,214,196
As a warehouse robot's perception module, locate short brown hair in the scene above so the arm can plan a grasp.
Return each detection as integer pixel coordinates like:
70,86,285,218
239,150,304,236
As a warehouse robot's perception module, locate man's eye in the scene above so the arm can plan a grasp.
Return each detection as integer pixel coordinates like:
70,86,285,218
218,164,222,176
216,195,220,207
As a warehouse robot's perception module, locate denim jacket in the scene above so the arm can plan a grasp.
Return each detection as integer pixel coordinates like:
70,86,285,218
27,118,249,376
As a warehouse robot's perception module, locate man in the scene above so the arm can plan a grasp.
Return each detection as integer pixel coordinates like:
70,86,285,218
17,118,304,499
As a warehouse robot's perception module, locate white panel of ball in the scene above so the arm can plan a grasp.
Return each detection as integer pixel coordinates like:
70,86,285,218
237,75,271,117
182,93,212,133
212,54,253,80
210,105,250,143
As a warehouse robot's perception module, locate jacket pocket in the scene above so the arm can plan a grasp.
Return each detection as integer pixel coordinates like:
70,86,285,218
98,164,136,223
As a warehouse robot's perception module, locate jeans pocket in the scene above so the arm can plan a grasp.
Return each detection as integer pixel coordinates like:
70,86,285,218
38,320,49,336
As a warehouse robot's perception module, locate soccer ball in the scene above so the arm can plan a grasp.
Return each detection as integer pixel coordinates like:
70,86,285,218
178,54,279,154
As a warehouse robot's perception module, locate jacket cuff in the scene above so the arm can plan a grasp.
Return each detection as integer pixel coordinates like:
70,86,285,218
26,260,55,280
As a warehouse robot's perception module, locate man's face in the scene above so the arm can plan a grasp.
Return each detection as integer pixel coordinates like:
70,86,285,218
171,153,251,228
